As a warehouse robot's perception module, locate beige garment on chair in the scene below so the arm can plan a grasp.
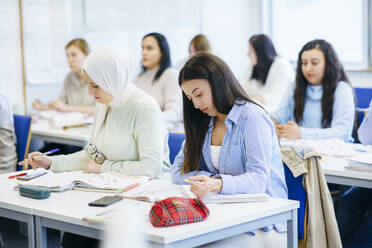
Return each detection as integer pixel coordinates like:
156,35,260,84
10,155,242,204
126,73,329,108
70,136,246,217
281,147,342,248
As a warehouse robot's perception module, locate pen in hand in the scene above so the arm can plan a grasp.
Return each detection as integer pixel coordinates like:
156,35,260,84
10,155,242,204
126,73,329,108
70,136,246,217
184,179,219,190
43,148,60,155
18,148,60,170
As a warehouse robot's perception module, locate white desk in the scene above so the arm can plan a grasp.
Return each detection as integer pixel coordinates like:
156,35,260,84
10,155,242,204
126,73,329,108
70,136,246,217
0,174,37,248
30,190,298,248
31,120,90,147
322,156,372,189
0,173,299,248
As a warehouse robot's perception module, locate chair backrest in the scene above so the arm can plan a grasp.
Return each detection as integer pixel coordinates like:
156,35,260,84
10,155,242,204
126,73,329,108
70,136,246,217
283,163,307,239
354,87,372,108
168,132,186,164
13,115,32,171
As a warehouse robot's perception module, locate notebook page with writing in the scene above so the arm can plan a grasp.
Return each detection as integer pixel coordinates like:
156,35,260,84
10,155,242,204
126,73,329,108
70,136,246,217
118,180,190,202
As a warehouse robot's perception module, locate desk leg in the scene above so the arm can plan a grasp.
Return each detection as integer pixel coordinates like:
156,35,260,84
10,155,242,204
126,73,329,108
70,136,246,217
26,215,35,248
35,216,47,248
287,209,298,248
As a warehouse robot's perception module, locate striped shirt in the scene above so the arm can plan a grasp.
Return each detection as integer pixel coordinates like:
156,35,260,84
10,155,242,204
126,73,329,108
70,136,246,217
171,100,288,232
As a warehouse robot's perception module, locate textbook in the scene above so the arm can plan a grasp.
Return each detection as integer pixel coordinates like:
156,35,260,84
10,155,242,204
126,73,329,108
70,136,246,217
16,170,151,193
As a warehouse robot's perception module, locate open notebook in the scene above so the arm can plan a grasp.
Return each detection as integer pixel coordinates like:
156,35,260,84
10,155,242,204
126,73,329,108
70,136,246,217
118,180,270,204
118,180,189,202
16,170,151,193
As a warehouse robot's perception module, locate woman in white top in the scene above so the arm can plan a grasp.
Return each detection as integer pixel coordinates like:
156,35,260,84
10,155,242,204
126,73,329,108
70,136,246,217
134,32,181,130
32,39,95,115
21,48,170,178
240,34,294,113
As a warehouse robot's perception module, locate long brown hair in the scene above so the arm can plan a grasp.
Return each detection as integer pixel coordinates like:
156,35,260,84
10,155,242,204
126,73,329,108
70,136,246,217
294,39,350,127
179,52,255,174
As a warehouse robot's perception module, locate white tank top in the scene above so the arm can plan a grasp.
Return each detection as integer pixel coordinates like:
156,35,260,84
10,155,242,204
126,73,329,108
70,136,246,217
210,145,221,170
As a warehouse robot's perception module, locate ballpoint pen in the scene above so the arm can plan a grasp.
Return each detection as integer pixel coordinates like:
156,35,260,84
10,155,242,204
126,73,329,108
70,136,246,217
43,148,60,155
184,179,219,190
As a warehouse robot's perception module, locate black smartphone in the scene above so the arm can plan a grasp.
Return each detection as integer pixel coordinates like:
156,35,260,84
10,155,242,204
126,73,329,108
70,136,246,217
88,196,122,207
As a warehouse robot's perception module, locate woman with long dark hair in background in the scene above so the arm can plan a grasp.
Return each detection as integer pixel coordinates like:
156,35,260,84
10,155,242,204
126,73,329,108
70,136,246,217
271,39,355,141
240,34,294,112
134,32,181,131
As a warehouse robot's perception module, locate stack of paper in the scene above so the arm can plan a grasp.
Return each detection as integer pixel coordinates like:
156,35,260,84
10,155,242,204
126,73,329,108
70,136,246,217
347,153,372,171
37,110,93,129
280,138,372,158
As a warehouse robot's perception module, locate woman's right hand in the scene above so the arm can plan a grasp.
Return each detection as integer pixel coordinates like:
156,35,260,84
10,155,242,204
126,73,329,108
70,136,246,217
18,152,52,170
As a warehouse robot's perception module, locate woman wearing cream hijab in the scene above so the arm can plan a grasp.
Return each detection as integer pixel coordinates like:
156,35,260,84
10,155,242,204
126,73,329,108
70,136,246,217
21,48,170,178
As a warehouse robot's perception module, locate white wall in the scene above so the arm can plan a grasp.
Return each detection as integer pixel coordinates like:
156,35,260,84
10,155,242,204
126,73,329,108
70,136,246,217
6,0,372,113
201,0,262,79
0,0,24,113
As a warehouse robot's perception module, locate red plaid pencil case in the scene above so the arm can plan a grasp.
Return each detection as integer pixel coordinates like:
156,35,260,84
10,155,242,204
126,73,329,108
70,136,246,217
149,197,210,227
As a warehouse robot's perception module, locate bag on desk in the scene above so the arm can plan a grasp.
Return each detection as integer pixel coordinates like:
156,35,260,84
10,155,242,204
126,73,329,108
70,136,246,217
149,197,209,227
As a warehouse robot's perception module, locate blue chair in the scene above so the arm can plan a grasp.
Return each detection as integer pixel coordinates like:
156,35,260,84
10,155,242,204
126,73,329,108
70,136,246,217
283,162,307,240
13,115,32,171
354,87,372,125
168,132,185,164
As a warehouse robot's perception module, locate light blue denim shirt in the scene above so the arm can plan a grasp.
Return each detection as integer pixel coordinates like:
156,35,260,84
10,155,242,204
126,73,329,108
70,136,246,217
171,100,288,232
271,81,355,142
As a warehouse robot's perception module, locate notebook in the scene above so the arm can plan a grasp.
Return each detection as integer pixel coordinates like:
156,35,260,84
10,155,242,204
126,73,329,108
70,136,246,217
118,181,270,204
200,193,270,204
16,170,151,193
118,180,190,202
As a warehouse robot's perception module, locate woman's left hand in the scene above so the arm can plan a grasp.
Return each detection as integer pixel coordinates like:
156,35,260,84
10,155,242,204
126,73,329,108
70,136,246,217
188,175,222,198
277,121,301,140
83,159,101,174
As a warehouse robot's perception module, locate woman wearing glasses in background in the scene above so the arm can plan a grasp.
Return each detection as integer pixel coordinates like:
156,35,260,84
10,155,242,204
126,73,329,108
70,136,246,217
21,48,170,178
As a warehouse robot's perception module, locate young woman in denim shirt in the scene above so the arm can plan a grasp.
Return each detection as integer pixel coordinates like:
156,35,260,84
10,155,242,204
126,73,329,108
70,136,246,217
171,52,288,248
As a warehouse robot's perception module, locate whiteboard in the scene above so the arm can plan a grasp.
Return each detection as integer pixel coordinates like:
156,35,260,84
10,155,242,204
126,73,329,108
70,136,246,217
22,0,72,84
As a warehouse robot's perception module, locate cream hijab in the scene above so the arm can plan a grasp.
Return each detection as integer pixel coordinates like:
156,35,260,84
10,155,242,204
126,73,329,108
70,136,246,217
82,48,136,143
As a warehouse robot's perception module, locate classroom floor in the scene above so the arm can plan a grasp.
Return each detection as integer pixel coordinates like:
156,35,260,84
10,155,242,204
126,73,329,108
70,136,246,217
0,217,60,248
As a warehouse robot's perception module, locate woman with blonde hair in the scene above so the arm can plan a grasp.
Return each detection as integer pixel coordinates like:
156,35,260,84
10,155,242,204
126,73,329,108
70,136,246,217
32,38,96,115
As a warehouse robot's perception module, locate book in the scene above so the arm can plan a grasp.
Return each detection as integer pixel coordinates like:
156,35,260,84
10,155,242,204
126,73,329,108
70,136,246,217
16,170,151,193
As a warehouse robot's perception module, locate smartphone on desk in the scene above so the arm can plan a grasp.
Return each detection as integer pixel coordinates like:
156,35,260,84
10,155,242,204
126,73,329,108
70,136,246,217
88,196,123,207
17,171,48,181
